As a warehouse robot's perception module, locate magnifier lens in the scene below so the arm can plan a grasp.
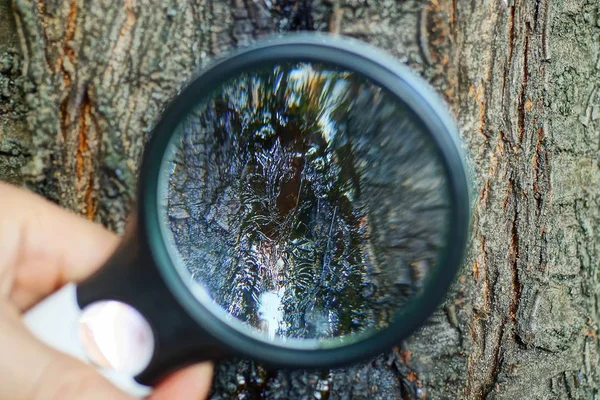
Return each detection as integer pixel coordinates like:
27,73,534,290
159,62,451,348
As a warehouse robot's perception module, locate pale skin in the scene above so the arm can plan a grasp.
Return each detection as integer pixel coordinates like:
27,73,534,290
0,182,213,400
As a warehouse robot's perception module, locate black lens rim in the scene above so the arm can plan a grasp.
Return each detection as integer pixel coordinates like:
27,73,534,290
139,33,471,369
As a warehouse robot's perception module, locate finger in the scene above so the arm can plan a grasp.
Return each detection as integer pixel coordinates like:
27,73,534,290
0,302,133,400
0,183,119,310
149,363,213,400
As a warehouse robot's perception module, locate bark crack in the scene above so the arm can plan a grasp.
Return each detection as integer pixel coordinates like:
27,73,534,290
508,6,515,63
451,0,457,30
57,0,78,143
509,178,521,321
60,0,77,78
475,84,488,138
532,127,545,214
484,317,508,397
75,90,89,179
501,5,516,106
418,5,433,66
75,89,96,220
518,26,529,142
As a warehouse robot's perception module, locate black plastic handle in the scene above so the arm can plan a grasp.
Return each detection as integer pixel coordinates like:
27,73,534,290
76,214,228,386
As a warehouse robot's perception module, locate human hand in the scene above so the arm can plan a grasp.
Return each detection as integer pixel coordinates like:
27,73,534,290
0,182,213,400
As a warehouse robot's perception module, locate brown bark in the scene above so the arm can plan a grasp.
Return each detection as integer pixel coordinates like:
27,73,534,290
1,0,599,398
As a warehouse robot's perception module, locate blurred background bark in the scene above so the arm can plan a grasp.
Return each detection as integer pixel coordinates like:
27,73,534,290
0,0,599,398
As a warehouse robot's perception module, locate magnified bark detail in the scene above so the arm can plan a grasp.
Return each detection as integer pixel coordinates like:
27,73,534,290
164,64,449,342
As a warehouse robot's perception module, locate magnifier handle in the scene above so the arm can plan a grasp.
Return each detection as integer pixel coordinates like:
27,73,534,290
22,283,151,398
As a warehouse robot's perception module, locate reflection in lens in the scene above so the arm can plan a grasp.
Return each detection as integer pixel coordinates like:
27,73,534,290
160,62,450,346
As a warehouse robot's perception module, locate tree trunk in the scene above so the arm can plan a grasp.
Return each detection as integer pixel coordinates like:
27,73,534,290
1,0,599,398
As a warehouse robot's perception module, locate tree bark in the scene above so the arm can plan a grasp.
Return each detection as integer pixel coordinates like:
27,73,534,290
1,0,599,398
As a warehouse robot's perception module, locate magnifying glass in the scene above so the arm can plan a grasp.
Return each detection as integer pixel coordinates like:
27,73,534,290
23,33,470,396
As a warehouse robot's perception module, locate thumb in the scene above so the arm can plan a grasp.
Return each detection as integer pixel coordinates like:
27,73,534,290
149,363,213,400
0,303,132,400
29,358,134,400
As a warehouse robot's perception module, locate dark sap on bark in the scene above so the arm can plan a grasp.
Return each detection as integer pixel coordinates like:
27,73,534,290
161,63,450,344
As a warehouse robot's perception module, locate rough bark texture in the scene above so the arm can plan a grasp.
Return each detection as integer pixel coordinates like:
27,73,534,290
0,0,599,398
0,0,28,185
